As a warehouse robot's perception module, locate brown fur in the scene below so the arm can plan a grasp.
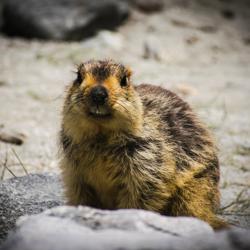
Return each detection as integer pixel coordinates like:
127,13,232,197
59,60,228,230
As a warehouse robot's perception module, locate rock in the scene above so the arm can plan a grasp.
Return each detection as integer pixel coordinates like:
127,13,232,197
0,1,3,30
0,174,250,250
2,0,130,40
143,40,161,61
0,174,64,242
221,9,235,20
131,0,165,13
82,30,124,51
0,129,26,145
1,206,250,250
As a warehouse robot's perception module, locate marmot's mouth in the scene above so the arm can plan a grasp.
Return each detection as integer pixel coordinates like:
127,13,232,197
88,106,112,119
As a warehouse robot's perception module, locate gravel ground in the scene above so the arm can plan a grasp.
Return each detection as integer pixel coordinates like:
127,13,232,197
0,1,249,228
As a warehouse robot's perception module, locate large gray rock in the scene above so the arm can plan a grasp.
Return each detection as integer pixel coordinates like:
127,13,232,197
2,0,129,40
1,206,250,250
1,174,250,250
0,173,64,242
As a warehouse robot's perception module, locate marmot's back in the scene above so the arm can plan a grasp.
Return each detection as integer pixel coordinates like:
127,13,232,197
136,84,218,175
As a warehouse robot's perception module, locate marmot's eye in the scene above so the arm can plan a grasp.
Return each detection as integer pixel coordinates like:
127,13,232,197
74,71,83,85
120,75,128,87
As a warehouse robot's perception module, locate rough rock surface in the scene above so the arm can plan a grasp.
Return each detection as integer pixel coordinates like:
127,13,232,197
0,174,64,242
2,0,129,40
1,174,250,250
2,206,250,250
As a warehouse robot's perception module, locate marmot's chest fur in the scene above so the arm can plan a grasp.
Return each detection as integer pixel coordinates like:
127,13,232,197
60,60,228,230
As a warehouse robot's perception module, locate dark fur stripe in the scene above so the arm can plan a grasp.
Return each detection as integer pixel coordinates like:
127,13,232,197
60,130,72,152
194,157,219,183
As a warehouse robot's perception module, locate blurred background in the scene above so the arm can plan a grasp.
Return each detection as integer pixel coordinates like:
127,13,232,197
0,0,249,227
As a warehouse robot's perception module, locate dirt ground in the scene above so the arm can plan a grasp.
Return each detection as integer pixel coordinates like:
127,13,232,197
0,1,249,228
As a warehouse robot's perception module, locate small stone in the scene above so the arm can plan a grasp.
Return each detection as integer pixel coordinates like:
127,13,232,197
143,41,161,61
96,31,124,50
186,36,199,45
133,0,164,13
0,130,26,145
221,9,235,20
198,25,217,33
243,37,250,46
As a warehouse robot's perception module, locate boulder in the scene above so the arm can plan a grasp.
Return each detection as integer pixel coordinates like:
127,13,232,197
1,206,250,250
0,173,64,242
2,0,130,40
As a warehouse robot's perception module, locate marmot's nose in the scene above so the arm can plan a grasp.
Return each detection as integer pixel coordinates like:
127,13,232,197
90,86,108,105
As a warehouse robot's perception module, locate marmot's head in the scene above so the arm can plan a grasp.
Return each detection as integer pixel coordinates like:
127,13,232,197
63,60,143,138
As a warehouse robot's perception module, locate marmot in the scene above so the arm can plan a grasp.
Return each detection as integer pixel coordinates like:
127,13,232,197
59,60,227,230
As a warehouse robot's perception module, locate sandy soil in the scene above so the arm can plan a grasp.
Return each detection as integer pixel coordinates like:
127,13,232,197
0,1,249,228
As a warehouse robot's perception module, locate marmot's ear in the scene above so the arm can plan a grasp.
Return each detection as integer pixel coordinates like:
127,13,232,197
73,63,85,86
125,67,132,78
120,67,132,87
74,71,82,85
